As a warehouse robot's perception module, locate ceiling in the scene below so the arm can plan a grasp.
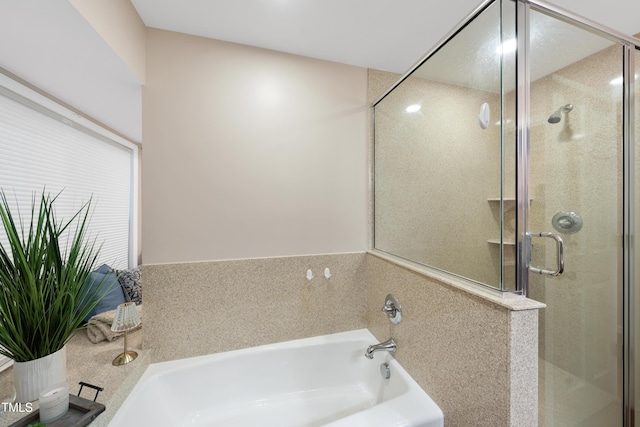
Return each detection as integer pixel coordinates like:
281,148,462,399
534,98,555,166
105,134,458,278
0,0,639,143
130,0,640,73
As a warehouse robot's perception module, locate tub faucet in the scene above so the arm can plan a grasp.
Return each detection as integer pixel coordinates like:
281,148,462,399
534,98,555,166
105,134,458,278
365,338,397,359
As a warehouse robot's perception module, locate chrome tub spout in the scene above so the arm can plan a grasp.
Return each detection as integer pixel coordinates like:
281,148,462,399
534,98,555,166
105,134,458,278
365,338,397,359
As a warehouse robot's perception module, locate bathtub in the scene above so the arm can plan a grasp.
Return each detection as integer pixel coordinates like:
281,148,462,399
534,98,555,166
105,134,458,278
108,329,443,427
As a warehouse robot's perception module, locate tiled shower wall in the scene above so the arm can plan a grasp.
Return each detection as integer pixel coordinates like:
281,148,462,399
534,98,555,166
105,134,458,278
144,252,540,427
366,254,539,427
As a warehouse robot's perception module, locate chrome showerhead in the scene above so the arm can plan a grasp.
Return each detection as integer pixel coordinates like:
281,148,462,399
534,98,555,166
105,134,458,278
548,111,562,124
548,104,573,124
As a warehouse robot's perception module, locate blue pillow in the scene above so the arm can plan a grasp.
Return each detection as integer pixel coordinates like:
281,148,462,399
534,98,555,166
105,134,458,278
81,264,126,322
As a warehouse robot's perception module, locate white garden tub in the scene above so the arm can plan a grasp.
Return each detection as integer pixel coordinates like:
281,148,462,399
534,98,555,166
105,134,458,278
108,329,443,427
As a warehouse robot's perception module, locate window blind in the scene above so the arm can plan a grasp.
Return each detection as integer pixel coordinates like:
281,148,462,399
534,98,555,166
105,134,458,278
0,74,137,270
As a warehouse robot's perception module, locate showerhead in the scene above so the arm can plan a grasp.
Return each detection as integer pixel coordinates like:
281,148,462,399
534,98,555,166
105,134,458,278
548,104,573,124
548,111,562,124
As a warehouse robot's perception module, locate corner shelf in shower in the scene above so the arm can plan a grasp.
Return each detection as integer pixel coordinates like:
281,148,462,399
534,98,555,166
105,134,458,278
485,198,518,287
487,197,531,247
487,239,516,246
486,197,530,245
486,197,532,204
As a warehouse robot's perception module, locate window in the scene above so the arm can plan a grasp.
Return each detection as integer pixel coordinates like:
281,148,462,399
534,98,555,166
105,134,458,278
0,72,138,269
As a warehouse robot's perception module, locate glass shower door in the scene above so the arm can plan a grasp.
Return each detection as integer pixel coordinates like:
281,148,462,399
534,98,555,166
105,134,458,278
527,8,625,426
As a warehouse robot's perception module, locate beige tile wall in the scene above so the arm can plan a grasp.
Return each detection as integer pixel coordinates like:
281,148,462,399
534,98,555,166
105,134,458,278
371,69,504,288
143,253,368,362
366,254,539,427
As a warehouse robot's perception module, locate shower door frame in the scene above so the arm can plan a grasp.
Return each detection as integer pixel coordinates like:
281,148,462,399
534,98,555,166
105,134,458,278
623,43,636,427
515,1,639,425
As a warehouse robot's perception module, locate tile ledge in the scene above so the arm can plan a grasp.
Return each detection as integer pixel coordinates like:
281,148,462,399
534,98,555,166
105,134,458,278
367,250,545,311
142,251,367,267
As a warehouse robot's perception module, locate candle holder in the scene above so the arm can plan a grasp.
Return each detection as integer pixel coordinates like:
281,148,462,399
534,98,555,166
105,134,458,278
111,302,140,366
39,382,69,423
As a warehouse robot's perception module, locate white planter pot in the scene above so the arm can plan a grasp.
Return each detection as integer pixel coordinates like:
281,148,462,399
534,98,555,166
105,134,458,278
13,346,67,402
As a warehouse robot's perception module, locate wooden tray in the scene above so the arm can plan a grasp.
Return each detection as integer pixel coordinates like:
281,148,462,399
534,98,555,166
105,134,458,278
8,394,105,427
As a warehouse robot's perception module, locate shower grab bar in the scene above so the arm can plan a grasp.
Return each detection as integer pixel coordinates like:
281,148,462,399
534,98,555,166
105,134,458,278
527,232,564,276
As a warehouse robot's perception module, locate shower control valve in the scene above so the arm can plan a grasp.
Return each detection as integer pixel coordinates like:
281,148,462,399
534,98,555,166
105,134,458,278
381,294,402,324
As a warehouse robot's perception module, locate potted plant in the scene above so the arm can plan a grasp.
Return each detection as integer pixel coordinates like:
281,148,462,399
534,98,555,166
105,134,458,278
0,190,105,402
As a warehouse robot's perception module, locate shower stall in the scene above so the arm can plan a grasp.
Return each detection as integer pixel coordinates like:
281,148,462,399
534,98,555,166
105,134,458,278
372,0,640,425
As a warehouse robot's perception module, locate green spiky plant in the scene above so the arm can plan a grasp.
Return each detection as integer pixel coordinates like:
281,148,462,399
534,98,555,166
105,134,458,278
0,190,105,362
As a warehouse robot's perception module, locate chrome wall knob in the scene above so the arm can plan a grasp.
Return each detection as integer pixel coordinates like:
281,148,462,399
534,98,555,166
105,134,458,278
381,294,402,324
552,211,583,234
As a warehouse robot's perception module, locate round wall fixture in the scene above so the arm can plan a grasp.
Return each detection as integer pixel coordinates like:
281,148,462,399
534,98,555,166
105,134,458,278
552,211,583,234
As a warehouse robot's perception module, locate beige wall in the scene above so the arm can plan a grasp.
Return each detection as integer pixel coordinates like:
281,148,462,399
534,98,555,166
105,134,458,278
70,0,146,84
142,29,368,264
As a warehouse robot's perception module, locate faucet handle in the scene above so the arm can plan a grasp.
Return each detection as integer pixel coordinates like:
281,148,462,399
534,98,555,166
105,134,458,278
381,294,402,324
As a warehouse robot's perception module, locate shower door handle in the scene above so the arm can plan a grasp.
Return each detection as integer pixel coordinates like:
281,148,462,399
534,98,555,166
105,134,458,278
527,232,564,276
